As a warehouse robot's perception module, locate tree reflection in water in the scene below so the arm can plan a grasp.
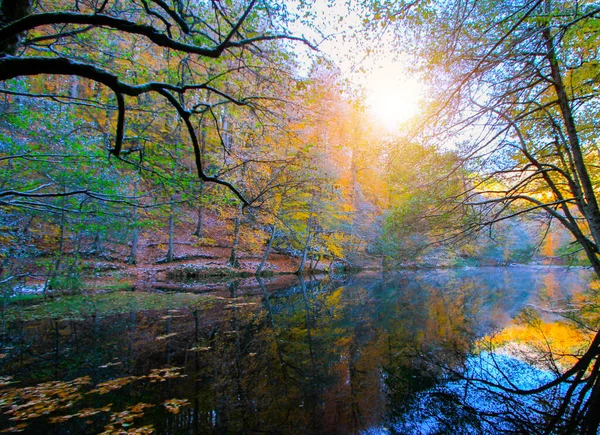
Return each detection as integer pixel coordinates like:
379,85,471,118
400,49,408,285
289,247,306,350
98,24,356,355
0,267,595,434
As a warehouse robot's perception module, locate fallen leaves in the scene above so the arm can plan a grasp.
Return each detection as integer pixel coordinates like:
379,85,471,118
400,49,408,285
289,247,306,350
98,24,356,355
155,332,179,341
0,365,188,432
87,377,139,395
98,402,156,434
75,404,113,418
0,376,14,388
163,398,189,414
0,376,91,422
146,367,186,383
0,423,28,433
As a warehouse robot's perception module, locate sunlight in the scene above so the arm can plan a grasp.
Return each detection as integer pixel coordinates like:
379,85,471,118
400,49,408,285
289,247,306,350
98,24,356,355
365,66,424,130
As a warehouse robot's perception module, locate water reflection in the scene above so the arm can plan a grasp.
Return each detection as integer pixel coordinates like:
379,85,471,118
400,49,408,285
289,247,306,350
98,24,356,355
0,267,594,434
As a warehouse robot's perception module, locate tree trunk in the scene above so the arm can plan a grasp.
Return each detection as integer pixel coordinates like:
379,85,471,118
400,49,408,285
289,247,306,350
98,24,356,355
90,231,102,255
127,180,140,264
193,205,204,237
193,120,207,238
256,224,276,275
296,229,313,275
45,200,66,295
543,21,600,259
193,182,204,238
312,254,321,272
166,197,175,262
229,202,242,268
128,225,139,265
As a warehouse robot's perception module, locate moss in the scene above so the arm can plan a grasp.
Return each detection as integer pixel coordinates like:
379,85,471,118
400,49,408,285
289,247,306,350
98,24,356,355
7,292,45,305
4,291,215,322
256,269,275,277
166,264,251,280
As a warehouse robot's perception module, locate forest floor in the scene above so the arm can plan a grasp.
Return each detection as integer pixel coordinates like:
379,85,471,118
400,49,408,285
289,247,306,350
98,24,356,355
19,209,323,297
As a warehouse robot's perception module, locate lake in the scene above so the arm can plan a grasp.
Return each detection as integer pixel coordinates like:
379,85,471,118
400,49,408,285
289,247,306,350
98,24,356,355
0,266,596,434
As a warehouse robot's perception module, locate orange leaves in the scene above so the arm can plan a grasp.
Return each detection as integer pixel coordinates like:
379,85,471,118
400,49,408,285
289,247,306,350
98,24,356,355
485,312,594,372
162,398,190,414
146,367,186,383
74,404,112,418
100,402,155,434
0,422,28,433
100,424,155,435
0,365,188,432
87,377,138,395
108,402,154,425
48,414,75,423
0,376,91,422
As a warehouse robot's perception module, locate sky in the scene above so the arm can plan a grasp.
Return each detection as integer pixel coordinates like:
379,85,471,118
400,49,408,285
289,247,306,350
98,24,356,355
290,0,426,131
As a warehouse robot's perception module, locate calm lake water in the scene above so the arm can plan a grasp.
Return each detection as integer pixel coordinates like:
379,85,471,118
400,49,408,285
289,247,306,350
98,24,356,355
0,267,594,434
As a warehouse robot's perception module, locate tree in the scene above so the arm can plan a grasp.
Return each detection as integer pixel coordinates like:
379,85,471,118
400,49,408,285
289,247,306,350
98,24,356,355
0,0,315,205
381,139,468,265
376,0,600,432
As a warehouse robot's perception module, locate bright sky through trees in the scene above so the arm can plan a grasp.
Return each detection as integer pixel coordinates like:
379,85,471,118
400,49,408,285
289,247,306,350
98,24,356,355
364,61,424,130
294,0,425,129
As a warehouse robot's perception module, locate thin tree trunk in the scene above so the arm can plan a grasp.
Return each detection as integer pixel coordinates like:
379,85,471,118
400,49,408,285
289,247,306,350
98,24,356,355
166,197,175,262
299,274,315,364
297,194,316,275
193,117,207,238
297,229,313,275
127,180,140,264
256,224,276,275
312,254,321,272
90,231,102,255
193,181,204,238
192,198,204,238
229,202,242,268
45,198,66,295
128,225,139,265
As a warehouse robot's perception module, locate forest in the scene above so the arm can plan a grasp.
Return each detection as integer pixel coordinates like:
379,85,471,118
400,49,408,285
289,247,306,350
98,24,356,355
1,0,600,434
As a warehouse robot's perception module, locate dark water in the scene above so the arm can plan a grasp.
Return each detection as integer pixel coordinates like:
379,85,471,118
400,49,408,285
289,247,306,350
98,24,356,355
0,267,594,434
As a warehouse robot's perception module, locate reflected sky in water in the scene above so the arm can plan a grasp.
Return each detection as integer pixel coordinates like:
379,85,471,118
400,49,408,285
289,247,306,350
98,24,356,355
0,266,594,434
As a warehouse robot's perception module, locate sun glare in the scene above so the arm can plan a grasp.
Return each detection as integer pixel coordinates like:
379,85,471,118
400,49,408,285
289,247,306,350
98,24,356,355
365,66,424,131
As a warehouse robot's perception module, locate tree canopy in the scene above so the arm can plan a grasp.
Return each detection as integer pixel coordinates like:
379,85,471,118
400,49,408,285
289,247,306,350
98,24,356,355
0,0,317,204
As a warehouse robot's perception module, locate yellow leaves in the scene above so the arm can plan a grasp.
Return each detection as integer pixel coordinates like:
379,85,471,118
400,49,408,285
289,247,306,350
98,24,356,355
87,377,138,395
100,425,155,435
0,423,28,433
86,367,187,396
334,336,352,348
129,402,154,414
0,376,91,422
325,288,344,311
146,367,186,383
0,364,188,433
324,233,347,259
76,404,113,418
162,398,189,414
101,403,155,435
486,318,593,371
49,414,75,423
589,279,600,291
